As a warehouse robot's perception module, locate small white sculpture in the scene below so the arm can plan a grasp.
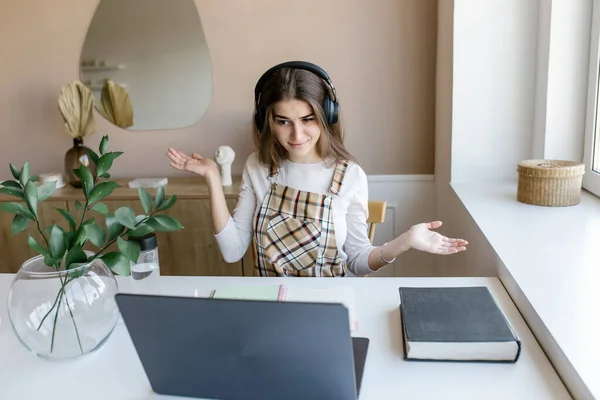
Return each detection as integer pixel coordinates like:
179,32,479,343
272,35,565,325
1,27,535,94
215,145,235,187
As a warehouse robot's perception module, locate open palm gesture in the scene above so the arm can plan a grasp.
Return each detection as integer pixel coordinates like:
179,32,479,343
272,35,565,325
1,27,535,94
167,148,218,178
408,221,467,255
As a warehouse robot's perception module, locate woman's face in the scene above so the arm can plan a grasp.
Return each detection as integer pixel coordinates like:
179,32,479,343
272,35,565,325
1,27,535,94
272,99,321,163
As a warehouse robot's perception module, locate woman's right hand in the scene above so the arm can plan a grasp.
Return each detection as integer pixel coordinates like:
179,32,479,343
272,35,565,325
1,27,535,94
167,148,219,180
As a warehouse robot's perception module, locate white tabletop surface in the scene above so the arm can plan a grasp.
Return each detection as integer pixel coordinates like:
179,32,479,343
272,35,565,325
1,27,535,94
452,181,600,399
0,274,571,400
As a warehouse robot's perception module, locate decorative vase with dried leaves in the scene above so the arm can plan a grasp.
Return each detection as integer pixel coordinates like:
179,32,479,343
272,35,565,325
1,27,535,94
58,81,97,187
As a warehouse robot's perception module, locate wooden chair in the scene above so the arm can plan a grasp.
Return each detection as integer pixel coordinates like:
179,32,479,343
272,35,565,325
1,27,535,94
367,200,387,244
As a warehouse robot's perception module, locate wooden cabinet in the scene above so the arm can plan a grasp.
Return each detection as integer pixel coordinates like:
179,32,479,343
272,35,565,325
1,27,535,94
0,177,251,276
0,201,70,273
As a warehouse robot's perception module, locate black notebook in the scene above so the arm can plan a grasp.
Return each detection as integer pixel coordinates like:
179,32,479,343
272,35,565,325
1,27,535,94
398,286,521,363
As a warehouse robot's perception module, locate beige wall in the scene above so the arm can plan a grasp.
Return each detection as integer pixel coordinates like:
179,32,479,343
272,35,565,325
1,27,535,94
0,0,437,180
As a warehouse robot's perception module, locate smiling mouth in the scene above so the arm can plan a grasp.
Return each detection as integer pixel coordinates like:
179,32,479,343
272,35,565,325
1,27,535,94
288,141,307,147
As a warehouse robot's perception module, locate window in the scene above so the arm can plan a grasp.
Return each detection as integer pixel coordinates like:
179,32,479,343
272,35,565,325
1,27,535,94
584,0,600,197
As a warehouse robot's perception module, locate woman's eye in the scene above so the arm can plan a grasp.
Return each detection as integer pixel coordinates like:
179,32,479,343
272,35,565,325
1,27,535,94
276,120,289,125
302,118,315,123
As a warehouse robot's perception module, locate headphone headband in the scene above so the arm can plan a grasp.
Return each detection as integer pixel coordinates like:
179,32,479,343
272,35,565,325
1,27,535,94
253,61,339,127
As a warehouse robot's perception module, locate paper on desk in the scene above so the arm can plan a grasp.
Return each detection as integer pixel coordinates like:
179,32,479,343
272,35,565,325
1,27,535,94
284,286,359,332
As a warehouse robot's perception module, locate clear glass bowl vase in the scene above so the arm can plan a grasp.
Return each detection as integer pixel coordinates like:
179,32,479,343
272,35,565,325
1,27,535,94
7,254,119,361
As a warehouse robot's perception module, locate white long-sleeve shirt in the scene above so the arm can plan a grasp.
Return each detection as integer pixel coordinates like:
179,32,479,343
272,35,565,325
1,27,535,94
214,152,376,276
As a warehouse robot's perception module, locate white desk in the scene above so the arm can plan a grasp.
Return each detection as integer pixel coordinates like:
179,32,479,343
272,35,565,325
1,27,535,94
0,274,571,400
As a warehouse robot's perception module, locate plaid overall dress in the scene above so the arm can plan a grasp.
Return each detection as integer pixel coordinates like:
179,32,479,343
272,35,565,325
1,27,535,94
253,160,349,277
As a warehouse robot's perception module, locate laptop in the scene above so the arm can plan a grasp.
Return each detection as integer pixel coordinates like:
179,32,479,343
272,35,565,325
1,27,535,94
115,293,370,400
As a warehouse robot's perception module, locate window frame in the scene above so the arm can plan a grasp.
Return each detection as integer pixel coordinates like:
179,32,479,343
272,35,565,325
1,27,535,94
583,0,600,197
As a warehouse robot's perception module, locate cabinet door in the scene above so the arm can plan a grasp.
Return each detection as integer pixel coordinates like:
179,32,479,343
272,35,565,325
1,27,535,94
67,198,244,276
0,201,69,273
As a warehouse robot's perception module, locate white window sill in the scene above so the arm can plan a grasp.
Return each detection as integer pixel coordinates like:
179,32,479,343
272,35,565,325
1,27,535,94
451,181,600,400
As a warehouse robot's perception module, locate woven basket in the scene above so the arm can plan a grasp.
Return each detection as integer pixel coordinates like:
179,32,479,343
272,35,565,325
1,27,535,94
517,159,585,206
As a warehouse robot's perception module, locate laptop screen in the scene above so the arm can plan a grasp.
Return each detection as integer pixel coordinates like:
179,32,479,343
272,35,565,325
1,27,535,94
116,293,365,400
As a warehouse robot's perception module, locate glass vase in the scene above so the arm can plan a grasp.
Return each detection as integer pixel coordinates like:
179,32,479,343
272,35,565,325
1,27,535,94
7,254,119,361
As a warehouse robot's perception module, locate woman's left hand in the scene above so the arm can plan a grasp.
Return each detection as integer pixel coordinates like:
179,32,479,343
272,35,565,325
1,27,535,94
407,221,468,255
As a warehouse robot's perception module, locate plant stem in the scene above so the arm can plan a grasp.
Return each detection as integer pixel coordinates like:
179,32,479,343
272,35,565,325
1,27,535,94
37,274,84,355
36,277,69,330
33,216,53,263
78,199,89,228
50,282,65,353
64,283,84,354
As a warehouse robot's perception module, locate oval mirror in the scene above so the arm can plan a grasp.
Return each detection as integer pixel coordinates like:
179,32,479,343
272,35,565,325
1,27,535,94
79,0,212,131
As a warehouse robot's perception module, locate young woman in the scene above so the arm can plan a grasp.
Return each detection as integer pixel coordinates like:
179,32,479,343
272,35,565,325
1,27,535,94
167,61,467,277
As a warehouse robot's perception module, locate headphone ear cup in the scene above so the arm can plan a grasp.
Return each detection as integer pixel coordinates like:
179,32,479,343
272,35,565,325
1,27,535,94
322,96,337,125
331,101,339,125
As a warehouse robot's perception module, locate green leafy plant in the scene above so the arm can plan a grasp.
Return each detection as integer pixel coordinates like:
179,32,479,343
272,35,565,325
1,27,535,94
0,134,182,353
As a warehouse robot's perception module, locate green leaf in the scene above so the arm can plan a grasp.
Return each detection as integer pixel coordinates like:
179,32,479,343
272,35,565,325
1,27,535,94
28,235,48,256
91,202,109,214
66,266,85,279
111,151,124,160
56,208,77,232
99,173,111,179
73,165,94,195
9,164,20,180
138,188,152,214
23,180,38,219
79,165,94,197
48,225,67,259
155,185,165,209
65,245,87,270
117,237,140,263
37,181,56,202
114,206,136,229
95,154,114,178
73,228,87,247
88,181,121,204
86,149,100,165
106,213,125,241
134,215,148,224
74,200,84,211
1,180,22,188
147,215,183,232
0,186,24,199
128,223,154,237
0,202,35,219
99,135,109,155
84,224,106,247
82,217,96,226
11,215,30,235
19,161,30,186
156,194,177,212
101,252,130,276
44,254,61,269
65,231,76,249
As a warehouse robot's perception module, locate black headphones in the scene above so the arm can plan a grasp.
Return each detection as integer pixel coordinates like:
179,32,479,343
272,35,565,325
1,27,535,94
253,61,339,129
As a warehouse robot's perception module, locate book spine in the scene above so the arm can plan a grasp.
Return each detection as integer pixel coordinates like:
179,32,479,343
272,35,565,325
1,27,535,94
278,285,287,301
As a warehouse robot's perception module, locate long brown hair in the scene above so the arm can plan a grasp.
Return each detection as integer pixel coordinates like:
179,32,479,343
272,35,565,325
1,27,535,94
252,67,356,171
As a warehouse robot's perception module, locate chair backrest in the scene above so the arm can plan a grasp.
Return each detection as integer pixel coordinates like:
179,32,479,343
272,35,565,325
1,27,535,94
367,200,386,243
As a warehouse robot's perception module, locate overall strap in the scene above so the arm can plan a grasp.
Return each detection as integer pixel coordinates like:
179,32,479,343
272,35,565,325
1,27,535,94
329,160,350,195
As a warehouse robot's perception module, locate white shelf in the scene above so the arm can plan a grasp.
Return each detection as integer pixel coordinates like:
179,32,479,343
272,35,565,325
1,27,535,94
88,83,128,90
81,64,125,72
